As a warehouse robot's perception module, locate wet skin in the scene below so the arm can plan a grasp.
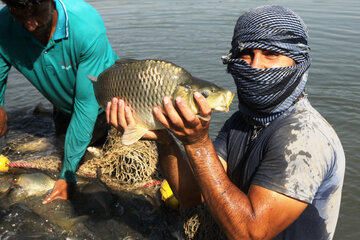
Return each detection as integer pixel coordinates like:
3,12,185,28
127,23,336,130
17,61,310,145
0,106,7,137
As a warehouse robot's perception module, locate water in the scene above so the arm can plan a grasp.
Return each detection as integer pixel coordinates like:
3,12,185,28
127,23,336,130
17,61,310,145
1,0,359,239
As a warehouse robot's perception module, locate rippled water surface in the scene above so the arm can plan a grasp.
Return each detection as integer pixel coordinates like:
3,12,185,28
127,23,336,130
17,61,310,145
1,0,359,239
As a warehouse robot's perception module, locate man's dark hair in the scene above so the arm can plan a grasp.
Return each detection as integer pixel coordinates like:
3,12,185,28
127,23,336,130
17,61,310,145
1,0,49,9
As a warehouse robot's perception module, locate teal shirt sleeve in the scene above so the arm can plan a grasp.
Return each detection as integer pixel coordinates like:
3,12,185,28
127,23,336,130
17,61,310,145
58,34,118,182
0,54,10,106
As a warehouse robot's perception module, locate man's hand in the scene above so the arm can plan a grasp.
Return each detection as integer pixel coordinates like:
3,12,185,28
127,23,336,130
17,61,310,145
105,97,171,143
42,179,69,204
105,93,211,145
0,105,8,137
153,92,212,145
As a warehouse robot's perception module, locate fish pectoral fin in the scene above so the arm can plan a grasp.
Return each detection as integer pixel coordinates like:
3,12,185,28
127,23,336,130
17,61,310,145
87,75,97,83
196,114,211,121
121,123,148,145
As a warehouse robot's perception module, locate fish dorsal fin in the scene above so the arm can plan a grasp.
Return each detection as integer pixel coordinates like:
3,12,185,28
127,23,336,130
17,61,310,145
87,75,97,83
121,123,148,145
115,58,139,65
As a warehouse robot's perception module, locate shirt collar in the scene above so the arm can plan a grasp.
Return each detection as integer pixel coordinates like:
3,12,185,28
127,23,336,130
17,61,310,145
52,0,68,40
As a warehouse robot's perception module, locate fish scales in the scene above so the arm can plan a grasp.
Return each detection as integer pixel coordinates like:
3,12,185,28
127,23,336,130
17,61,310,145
94,60,192,129
91,59,234,145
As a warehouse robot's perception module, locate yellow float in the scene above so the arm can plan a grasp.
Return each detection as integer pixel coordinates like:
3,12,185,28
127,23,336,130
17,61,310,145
160,179,180,209
0,154,10,173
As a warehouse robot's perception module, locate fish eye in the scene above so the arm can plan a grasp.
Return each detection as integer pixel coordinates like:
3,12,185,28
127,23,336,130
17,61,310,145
12,177,19,184
201,90,210,98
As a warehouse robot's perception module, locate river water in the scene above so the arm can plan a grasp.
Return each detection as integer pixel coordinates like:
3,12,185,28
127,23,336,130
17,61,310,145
0,0,359,239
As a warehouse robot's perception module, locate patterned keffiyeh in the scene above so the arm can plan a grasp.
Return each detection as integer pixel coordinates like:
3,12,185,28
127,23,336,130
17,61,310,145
222,5,311,125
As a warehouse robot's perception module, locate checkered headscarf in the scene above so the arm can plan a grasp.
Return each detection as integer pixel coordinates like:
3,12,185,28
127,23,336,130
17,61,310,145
222,5,311,125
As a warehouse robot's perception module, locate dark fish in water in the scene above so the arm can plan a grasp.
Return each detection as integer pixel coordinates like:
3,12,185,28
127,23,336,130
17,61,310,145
89,59,234,145
73,181,114,217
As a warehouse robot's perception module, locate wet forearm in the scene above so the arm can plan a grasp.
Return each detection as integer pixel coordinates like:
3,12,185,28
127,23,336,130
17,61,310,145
157,138,203,207
184,137,258,240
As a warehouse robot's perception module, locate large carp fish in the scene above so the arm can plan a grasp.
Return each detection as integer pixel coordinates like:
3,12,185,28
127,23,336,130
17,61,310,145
89,59,234,145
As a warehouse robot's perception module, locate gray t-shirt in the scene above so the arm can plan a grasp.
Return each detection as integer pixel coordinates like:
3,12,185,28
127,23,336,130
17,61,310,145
214,97,345,239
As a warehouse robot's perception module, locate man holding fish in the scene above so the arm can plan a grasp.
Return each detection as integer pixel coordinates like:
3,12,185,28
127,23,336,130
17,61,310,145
107,6,345,240
0,0,118,203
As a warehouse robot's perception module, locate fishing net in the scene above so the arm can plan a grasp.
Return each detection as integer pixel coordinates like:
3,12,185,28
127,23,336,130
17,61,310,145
182,204,226,240
1,133,63,173
78,128,162,192
3,126,162,193
3,114,226,239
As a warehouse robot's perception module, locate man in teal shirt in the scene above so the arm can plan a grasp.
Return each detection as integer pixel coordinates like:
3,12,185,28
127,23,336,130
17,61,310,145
0,0,118,203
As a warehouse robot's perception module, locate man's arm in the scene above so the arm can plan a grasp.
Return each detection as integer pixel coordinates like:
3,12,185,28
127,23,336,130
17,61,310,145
183,137,307,239
43,33,118,204
0,105,7,137
156,140,204,207
154,93,308,239
0,55,10,137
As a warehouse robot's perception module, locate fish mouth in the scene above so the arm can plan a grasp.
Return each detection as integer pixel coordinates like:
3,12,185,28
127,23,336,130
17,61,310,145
213,91,234,112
